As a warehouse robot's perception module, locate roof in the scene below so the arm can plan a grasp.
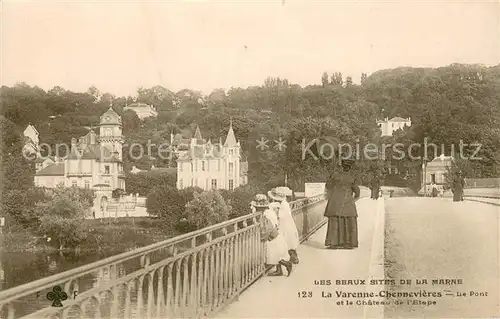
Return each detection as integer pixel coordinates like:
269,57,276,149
35,163,64,176
125,102,153,108
427,155,454,167
194,126,203,140
100,106,122,125
150,167,177,174
178,144,224,161
67,145,120,162
224,124,238,147
390,117,409,122
24,124,39,135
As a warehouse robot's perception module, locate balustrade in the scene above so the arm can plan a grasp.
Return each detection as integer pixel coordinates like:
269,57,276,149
0,193,327,319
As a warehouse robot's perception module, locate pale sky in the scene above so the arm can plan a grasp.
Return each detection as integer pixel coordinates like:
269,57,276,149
1,1,499,96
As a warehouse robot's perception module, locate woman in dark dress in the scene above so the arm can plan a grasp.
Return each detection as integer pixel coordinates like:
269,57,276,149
324,159,361,249
452,171,465,202
370,174,381,200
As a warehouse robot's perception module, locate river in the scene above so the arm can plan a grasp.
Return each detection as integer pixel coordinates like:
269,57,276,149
0,250,123,291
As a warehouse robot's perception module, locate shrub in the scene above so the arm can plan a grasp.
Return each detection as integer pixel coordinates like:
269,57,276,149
183,191,231,231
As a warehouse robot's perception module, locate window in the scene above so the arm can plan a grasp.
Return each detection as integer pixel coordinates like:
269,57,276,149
431,174,436,184
229,163,234,174
105,165,110,174
229,179,234,190
72,181,77,187
202,161,205,171
211,179,217,190
229,149,234,155
85,181,90,189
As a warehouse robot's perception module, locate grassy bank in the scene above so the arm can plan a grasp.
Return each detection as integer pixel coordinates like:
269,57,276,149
0,217,177,255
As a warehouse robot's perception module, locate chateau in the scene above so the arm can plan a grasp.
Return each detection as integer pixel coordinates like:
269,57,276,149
32,107,125,208
376,117,412,136
175,123,248,190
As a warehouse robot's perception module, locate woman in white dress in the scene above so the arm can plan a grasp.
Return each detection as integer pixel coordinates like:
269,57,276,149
268,187,300,264
252,194,292,276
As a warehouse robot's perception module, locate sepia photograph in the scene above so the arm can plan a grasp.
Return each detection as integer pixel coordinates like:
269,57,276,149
0,1,499,318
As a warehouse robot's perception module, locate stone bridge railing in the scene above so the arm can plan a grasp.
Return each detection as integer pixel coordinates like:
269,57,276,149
0,193,328,319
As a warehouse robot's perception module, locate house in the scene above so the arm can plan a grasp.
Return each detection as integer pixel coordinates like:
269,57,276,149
377,117,412,136
418,154,454,195
176,123,248,191
23,124,40,157
34,106,125,210
123,102,158,120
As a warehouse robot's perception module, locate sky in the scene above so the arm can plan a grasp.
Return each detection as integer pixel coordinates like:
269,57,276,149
1,0,500,96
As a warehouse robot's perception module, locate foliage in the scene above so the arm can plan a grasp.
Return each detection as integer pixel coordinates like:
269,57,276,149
145,186,203,232
2,64,500,194
36,186,92,250
125,170,177,196
1,187,50,230
112,188,125,199
183,191,231,231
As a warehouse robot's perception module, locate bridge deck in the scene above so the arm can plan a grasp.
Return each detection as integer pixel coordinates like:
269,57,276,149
215,197,500,319
216,197,384,318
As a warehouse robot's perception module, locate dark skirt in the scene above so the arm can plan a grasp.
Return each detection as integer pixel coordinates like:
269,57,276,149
453,189,463,202
325,216,358,248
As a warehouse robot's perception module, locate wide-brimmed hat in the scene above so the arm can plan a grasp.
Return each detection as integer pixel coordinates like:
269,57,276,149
250,194,269,208
268,187,290,202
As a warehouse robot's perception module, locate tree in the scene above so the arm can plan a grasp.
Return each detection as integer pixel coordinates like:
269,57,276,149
361,73,368,84
36,186,92,251
345,76,353,87
184,191,231,231
321,72,329,87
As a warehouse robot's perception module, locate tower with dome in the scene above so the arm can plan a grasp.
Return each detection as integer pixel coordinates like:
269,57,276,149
34,106,126,212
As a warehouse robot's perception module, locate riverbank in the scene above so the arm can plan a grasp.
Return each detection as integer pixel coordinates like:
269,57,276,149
0,217,175,254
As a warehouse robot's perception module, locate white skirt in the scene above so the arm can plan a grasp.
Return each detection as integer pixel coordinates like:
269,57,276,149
265,233,289,264
279,214,300,250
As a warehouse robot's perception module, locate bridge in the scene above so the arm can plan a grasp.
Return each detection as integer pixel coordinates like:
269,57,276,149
1,187,499,318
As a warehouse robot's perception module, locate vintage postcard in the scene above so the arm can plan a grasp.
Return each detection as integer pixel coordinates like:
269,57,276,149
0,1,499,318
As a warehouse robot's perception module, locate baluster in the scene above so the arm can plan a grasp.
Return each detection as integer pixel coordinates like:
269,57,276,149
172,259,182,317
109,265,120,319
189,252,198,317
7,302,14,319
146,271,155,319
92,295,103,319
196,250,204,317
212,243,219,310
218,241,225,307
228,236,235,296
208,246,215,312
123,281,134,319
250,228,256,278
155,266,165,319
234,233,241,292
135,275,145,319
165,264,174,318
181,257,189,316
202,248,209,314
223,238,230,300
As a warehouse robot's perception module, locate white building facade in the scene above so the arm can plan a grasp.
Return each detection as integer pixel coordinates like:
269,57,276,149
34,107,125,196
123,102,158,120
377,117,412,136
176,124,248,191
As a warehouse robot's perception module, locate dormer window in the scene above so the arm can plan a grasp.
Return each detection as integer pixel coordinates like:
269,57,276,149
229,149,234,155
